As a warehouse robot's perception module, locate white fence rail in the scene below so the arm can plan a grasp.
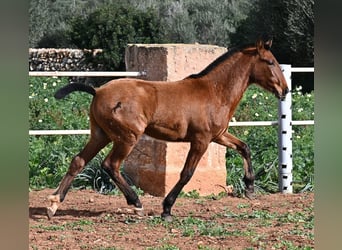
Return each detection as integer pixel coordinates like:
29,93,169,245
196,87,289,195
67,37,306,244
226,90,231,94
29,66,314,193
28,120,314,135
29,130,91,135
29,71,145,77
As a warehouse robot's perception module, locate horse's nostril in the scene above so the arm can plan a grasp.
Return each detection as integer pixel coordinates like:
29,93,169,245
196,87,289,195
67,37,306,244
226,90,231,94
284,87,289,95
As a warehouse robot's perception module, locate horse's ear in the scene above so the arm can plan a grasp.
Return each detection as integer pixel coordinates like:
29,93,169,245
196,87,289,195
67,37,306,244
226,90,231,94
256,38,264,53
256,34,273,52
264,39,273,50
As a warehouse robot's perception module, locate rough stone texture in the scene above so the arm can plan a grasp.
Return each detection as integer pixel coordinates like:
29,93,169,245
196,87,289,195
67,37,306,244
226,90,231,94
125,45,168,81
125,43,227,81
124,44,228,197
29,48,103,71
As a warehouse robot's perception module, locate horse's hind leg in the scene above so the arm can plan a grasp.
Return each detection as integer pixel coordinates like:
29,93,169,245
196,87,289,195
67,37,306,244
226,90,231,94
101,142,144,216
213,132,255,199
47,129,110,219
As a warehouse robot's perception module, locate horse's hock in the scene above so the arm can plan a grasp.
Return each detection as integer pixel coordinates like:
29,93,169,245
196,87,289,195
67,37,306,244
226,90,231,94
124,44,228,197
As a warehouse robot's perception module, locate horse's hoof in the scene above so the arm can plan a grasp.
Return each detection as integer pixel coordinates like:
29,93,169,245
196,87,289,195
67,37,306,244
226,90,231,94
245,190,256,200
161,213,173,222
46,206,56,220
134,207,144,217
46,194,60,219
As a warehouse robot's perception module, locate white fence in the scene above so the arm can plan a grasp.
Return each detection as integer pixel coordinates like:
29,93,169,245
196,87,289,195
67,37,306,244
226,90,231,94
29,71,145,77
29,66,314,193
28,120,314,135
277,65,314,193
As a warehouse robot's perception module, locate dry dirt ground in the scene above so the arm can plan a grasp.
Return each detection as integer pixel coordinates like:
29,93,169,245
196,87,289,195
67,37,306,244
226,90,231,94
29,189,314,249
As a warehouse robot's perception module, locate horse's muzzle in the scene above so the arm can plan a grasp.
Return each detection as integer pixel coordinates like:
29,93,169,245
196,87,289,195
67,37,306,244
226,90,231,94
279,87,290,101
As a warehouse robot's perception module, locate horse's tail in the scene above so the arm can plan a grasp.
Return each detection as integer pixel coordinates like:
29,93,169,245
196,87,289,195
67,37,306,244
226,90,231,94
54,83,96,99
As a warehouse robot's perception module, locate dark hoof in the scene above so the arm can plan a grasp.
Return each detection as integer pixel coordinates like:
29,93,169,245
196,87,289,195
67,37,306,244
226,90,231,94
245,189,256,200
161,213,173,222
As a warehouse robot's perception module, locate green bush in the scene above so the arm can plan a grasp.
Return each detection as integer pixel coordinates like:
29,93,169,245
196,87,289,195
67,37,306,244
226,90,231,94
226,85,314,195
29,78,314,194
29,77,113,191
68,2,162,70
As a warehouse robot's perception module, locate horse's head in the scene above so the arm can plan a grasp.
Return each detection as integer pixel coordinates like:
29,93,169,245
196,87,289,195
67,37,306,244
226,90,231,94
248,38,289,100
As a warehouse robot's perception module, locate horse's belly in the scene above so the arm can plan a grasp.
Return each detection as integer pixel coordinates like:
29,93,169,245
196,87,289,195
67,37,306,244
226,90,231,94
144,123,188,142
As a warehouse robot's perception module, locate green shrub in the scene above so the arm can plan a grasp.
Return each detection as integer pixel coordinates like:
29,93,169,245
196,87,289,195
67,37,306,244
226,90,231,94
29,77,113,191
68,2,162,70
29,77,91,130
226,85,314,195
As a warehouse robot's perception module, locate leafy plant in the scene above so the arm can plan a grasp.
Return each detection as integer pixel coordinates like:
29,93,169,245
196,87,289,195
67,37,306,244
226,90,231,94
226,85,314,195
29,76,110,190
68,2,162,70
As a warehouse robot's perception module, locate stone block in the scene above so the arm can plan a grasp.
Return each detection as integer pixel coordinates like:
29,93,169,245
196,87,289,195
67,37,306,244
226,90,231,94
125,43,227,81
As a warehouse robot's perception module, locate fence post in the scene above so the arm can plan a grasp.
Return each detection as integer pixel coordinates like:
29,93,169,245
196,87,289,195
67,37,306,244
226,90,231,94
278,64,293,193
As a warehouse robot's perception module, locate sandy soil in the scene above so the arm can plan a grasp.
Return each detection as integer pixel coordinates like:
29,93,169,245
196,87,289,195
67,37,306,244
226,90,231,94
29,189,314,249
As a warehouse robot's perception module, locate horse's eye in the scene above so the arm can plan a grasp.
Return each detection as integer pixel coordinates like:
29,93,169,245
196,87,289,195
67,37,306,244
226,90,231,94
261,58,274,66
267,59,274,66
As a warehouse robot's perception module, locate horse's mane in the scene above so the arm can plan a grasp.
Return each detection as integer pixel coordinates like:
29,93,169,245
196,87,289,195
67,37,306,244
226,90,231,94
186,43,255,79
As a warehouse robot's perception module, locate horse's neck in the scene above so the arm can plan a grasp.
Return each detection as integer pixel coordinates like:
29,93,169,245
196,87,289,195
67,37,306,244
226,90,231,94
204,55,252,107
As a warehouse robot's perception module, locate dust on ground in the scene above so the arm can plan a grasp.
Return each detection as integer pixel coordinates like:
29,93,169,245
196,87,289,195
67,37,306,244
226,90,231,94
29,189,314,249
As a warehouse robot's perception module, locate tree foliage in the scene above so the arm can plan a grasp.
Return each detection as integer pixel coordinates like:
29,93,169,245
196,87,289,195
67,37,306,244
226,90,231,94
29,0,255,47
29,0,314,81
30,0,80,47
231,0,314,67
68,2,162,70
129,0,255,46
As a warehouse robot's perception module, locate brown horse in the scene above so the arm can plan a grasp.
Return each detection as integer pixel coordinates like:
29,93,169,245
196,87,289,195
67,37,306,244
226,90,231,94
47,38,288,221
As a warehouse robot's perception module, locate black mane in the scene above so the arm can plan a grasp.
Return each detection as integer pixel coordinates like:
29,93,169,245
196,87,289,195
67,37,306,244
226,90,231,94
186,43,255,79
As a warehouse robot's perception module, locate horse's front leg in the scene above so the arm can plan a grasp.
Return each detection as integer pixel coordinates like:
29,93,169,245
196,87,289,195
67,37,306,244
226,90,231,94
213,132,255,199
162,139,209,221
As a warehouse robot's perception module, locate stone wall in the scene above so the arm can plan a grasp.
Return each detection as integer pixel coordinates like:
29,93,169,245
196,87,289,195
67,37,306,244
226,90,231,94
124,44,228,197
29,48,103,71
